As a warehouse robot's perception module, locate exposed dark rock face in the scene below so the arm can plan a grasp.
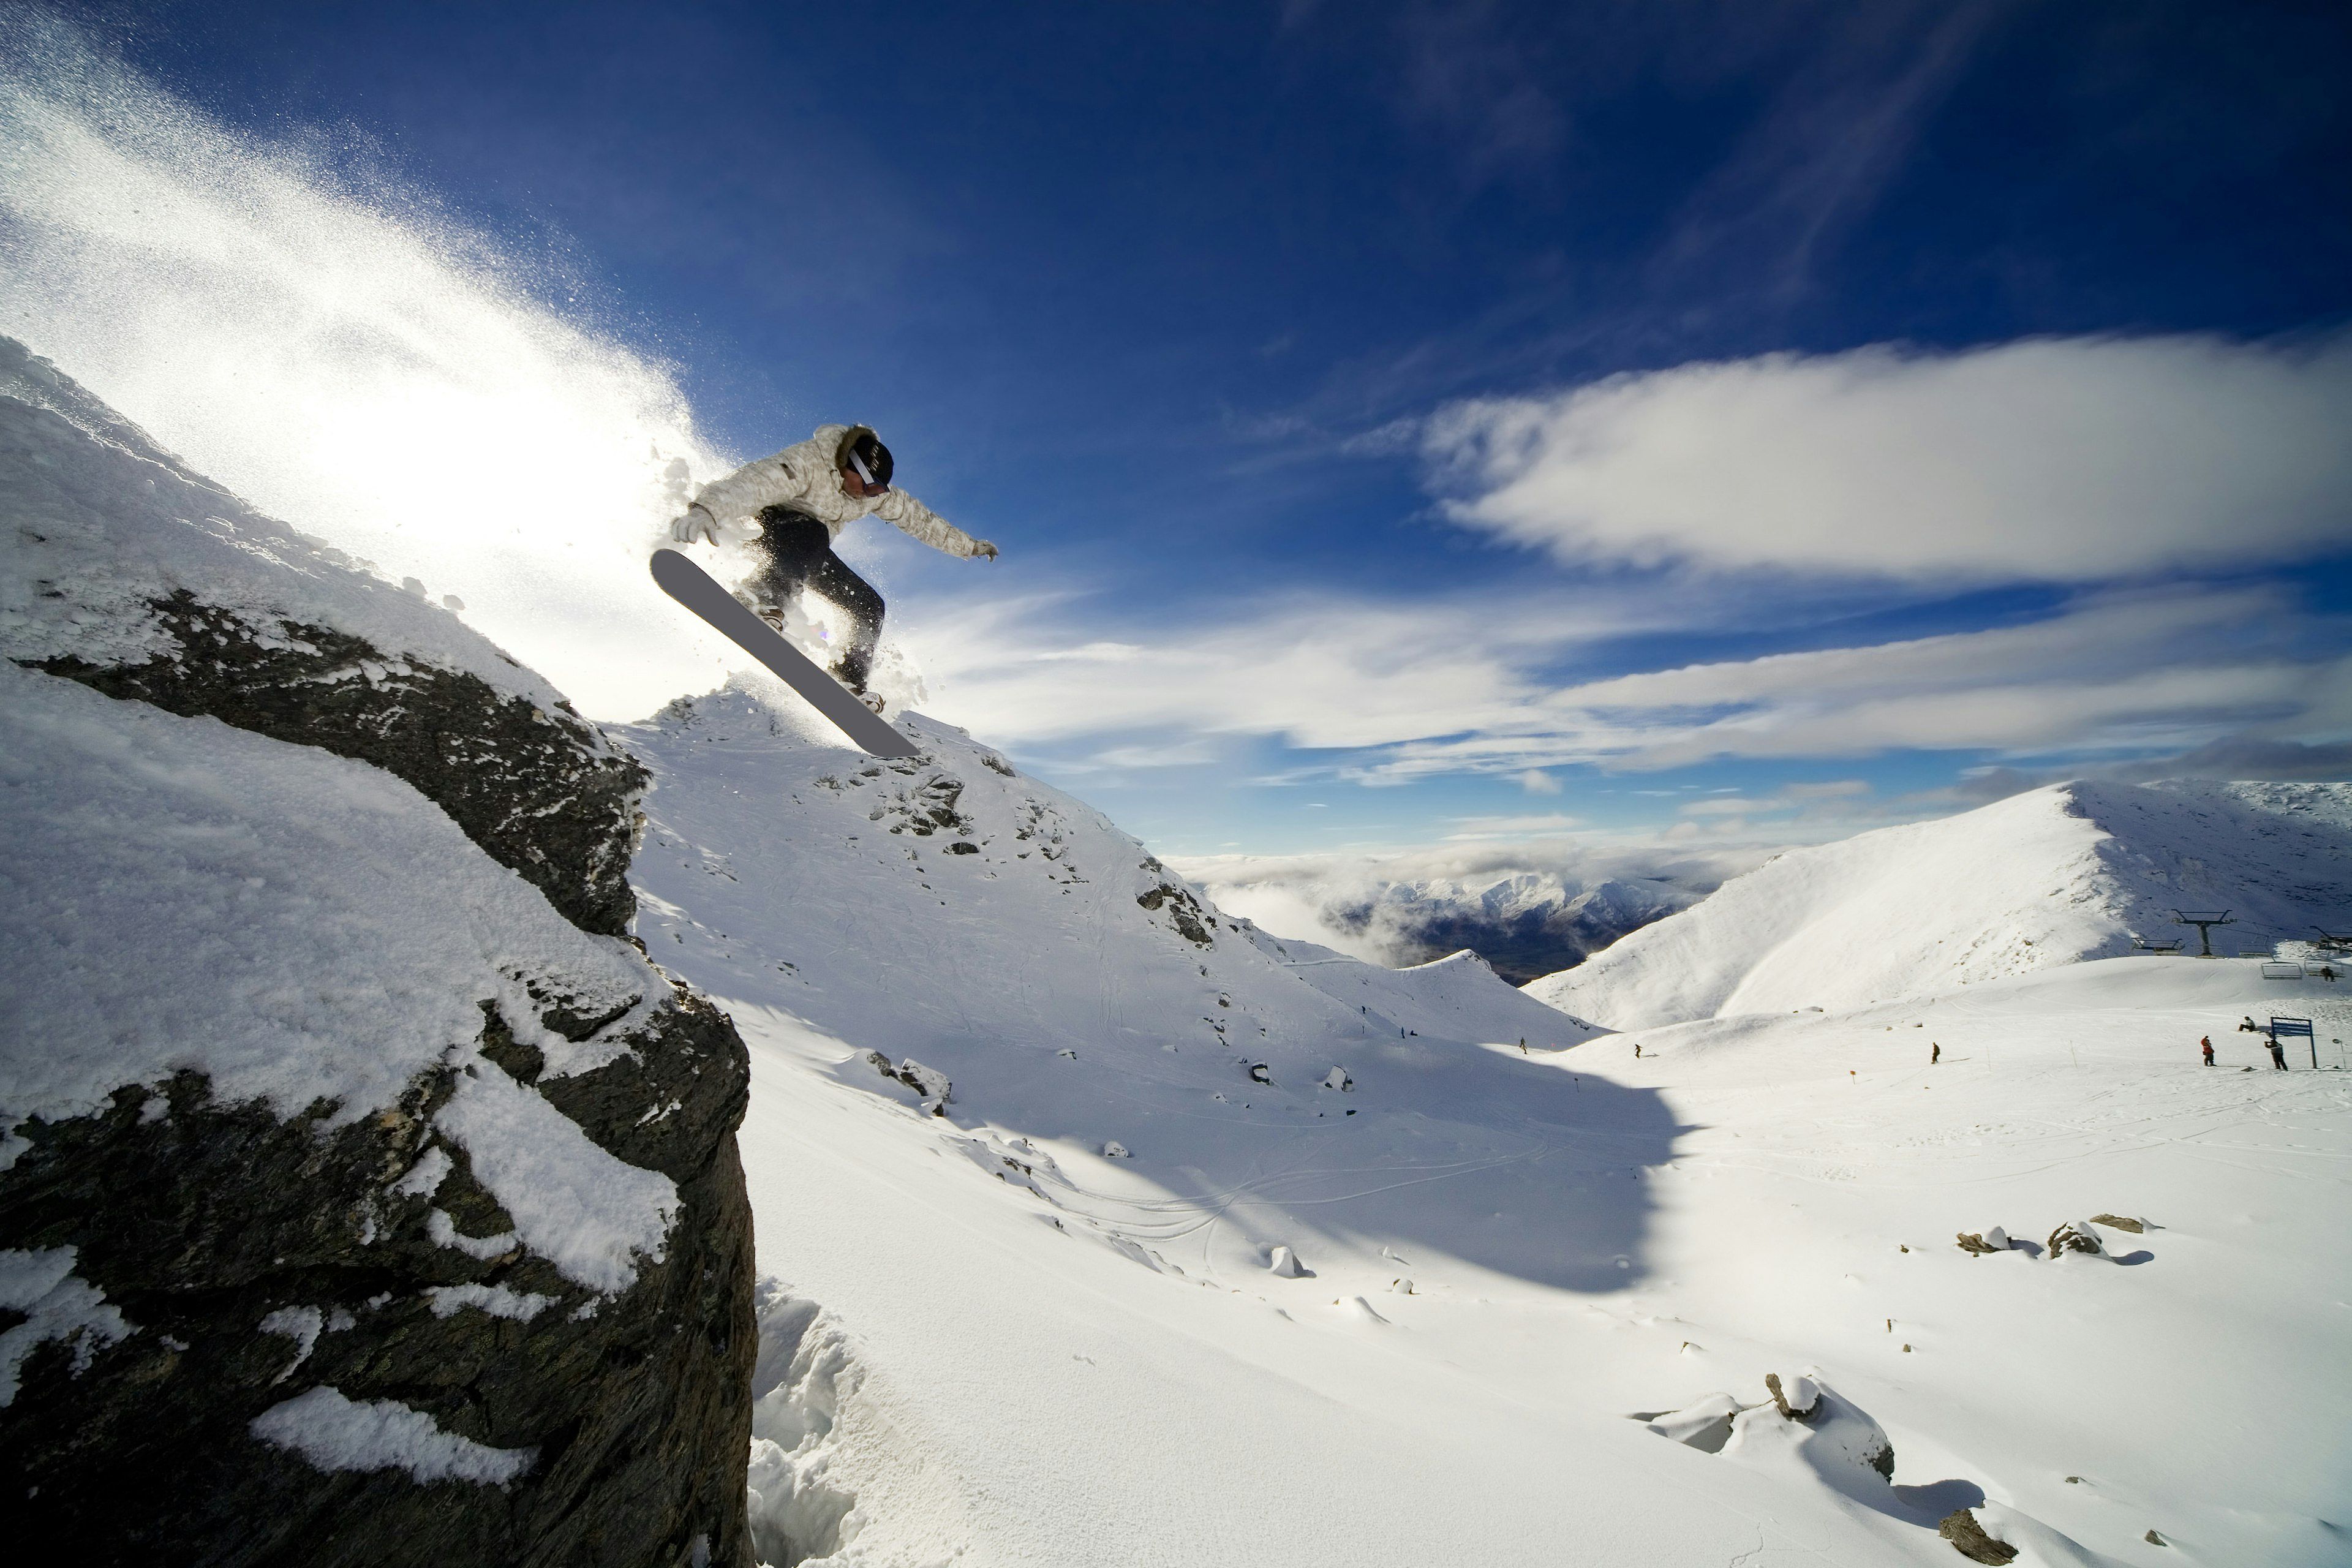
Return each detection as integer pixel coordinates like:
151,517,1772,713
1137,880,1216,947
1938,1507,2019,1564
0,984,756,1568
2047,1221,2103,1258
35,592,647,936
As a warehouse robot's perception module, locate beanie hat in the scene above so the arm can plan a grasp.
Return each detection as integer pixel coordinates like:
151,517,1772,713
837,425,893,489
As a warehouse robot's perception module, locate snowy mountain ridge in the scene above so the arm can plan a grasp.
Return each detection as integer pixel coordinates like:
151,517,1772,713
1528,777,2352,1029
625,680,1602,1088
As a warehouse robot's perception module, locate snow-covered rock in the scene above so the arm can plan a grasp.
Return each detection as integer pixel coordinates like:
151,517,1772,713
1528,778,2352,1028
0,337,647,933
0,355,756,1564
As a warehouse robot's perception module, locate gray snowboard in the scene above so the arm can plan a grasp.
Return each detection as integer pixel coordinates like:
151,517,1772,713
650,548,920,758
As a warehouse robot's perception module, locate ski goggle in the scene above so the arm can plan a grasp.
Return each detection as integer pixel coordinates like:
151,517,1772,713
846,449,889,494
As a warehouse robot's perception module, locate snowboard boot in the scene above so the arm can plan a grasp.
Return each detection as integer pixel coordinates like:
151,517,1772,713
829,649,883,715
731,587,789,635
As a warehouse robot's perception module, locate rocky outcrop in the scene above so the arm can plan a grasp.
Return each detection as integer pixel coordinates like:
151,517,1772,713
1,337,645,935
1938,1507,2019,1564
2046,1221,2103,1259
34,590,647,935
0,989,754,1566
1137,876,1216,947
0,342,756,1564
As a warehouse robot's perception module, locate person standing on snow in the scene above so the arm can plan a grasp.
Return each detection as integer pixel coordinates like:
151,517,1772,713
2267,1035,2289,1070
2200,1036,2215,1066
669,424,997,703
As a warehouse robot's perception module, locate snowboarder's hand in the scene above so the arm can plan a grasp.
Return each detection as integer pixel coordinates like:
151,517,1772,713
669,507,720,546
971,539,999,560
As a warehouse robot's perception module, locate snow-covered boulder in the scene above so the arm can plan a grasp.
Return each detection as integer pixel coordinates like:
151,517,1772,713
0,353,756,1564
1721,1371,1895,1499
2046,1219,2109,1261
1641,1391,1741,1452
0,337,647,934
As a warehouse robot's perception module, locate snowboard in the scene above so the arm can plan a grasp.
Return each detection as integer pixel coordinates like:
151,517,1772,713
650,548,921,758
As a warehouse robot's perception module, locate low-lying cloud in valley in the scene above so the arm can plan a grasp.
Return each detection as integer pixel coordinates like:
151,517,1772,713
1173,842,1764,984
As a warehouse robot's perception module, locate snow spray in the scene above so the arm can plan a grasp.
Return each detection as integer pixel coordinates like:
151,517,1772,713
0,13,733,720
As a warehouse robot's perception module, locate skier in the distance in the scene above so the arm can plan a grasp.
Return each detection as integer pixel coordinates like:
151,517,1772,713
669,424,997,708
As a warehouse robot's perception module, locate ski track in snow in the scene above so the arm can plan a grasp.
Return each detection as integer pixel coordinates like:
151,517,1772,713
623,682,2350,1568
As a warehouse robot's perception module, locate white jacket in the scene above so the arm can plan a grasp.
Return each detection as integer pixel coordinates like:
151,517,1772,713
682,424,984,557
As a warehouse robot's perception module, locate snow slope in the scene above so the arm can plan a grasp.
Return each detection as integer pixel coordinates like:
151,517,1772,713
1528,779,2352,1030
0,336,573,711
627,683,2351,1567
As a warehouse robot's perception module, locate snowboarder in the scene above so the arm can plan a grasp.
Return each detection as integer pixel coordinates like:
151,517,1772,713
668,424,997,703
1931,1042,1941,1065
2200,1036,2214,1066
2238,1015,2261,1033
2267,1036,2288,1071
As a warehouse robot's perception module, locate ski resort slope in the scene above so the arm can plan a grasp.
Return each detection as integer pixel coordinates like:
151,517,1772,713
625,684,2352,1567
1528,780,2352,1030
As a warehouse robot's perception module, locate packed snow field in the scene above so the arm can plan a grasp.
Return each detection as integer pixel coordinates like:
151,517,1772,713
627,684,2351,1567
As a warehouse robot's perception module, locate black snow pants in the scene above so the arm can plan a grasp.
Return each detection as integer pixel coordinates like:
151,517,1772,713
752,505,884,691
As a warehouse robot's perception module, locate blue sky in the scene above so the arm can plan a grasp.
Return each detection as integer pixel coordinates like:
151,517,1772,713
32,0,2352,861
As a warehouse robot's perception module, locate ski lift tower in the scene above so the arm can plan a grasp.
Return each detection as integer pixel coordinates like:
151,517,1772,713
2173,910,2235,958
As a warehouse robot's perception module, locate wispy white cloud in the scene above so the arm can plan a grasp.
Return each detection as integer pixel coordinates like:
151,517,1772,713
1440,812,1585,841
1423,334,2352,581
900,579,1696,752
907,573,2347,786
1652,1,2013,307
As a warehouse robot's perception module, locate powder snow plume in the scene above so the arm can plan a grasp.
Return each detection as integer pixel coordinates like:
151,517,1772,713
0,10,738,719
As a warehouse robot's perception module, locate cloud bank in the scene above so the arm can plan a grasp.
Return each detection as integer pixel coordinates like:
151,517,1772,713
1175,840,1760,979
1423,334,2352,581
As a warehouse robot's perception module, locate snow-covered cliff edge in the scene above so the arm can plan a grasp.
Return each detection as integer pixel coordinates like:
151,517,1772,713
0,342,756,1566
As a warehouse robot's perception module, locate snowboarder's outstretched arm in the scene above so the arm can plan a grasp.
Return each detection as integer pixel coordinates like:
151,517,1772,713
671,450,821,545
873,488,996,559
